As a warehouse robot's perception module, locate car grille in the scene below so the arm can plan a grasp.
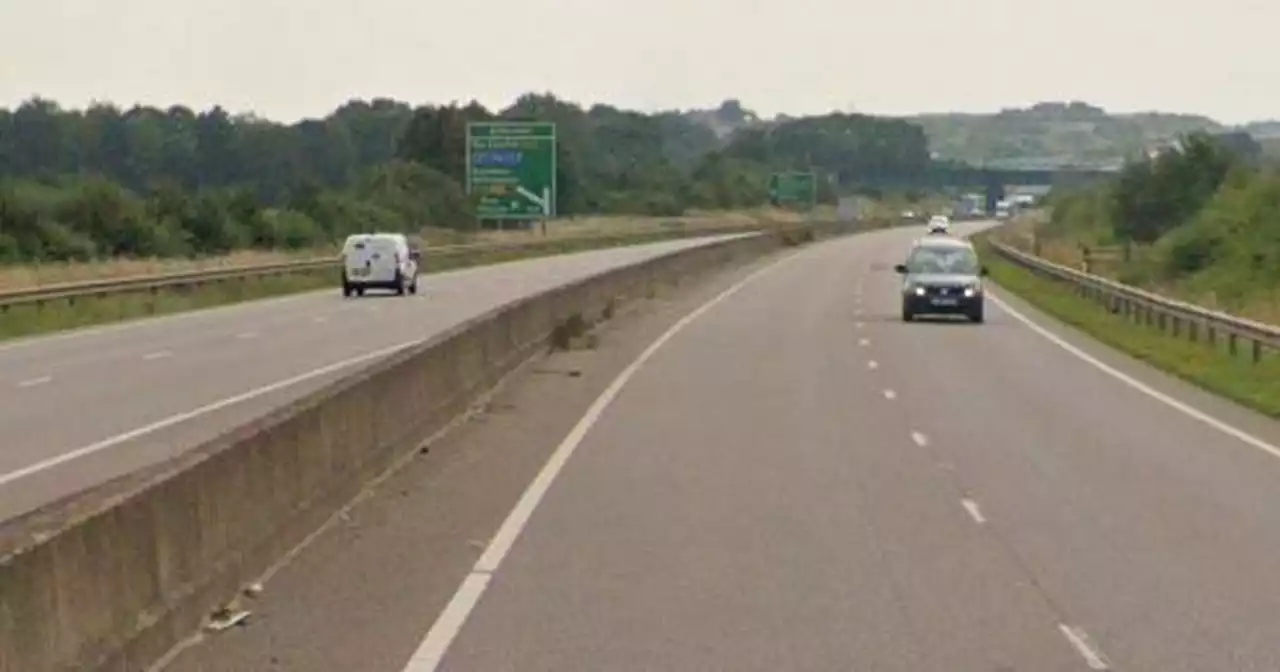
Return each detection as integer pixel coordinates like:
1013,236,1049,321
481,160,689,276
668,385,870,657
921,285,966,297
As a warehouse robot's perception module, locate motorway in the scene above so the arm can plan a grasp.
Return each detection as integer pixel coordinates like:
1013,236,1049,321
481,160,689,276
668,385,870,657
163,220,1280,671
0,234,751,522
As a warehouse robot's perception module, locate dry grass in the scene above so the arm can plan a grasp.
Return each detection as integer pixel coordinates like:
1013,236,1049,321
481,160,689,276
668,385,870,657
0,208,805,291
995,212,1280,329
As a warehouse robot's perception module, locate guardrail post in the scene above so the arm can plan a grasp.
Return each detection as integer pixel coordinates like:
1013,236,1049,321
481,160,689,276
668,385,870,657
1157,312,1167,332
1229,333,1238,357
1172,316,1181,338
1188,320,1198,343
1207,324,1216,347
1252,339,1262,364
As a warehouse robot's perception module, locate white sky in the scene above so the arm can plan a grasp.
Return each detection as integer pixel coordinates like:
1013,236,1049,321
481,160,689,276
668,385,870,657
1,0,1276,123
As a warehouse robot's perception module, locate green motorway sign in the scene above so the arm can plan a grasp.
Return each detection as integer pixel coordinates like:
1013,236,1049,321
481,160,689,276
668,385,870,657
768,171,817,210
466,121,557,219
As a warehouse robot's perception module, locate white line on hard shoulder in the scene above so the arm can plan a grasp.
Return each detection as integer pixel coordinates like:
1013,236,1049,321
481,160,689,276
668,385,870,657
910,431,928,447
236,331,258,339
1058,624,1110,669
883,389,897,400
17,376,52,388
142,350,173,360
867,360,878,370
0,339,424,488
400,247,809,672
960,498,986,524
858,337,870,347
989,292,1280,464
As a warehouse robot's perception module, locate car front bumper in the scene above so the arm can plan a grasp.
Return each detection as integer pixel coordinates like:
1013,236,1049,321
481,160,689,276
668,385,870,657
904,293,984,315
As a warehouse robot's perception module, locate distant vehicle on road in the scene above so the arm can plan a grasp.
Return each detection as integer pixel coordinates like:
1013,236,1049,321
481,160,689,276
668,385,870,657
341,232,421,297
895,236,988,323
926,215,951,234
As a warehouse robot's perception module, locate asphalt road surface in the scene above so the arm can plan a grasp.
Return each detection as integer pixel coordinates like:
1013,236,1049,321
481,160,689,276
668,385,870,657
168,219,1280,671
0,234,752,522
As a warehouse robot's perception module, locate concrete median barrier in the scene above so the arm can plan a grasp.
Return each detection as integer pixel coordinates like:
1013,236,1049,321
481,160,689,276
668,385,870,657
0,220,868,672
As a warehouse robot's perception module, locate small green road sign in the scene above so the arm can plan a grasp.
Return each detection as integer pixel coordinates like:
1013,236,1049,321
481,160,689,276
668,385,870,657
466,121,557,219
768,171,817,210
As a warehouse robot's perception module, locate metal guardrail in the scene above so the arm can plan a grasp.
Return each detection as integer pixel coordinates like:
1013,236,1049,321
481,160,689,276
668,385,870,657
0,224,772,313
987,239,1280,363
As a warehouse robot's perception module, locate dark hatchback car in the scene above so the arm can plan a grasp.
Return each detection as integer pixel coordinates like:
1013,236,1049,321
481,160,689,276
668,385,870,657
895,236,988,323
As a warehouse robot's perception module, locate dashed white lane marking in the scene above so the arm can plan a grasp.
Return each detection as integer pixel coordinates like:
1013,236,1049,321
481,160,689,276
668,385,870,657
910,431,928,447
853,307,863,315
1058,624,1110,669
236,331,258,339
990,292,1280,465
858,338,870,347
401,247,807,672
854,321,864,329
17,376,52,388
142,350,172,360
867,360,878,370
883,389,897,400
313,316,328,323
960,498,986,524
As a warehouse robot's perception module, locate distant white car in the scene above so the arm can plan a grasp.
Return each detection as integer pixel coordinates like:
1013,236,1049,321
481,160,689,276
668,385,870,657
926,215,951,234
341,232,420,297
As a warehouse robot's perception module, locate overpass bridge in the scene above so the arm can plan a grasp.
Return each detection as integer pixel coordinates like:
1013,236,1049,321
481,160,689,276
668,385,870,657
844,164,1121,210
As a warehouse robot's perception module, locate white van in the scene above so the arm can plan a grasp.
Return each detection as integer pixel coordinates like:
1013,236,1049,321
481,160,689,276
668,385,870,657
340,233,420,297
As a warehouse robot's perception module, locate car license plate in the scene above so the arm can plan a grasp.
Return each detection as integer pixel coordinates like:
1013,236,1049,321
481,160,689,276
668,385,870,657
931,297,958,306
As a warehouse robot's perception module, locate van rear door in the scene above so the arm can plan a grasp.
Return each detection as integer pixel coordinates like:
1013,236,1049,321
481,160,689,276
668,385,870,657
351,236,405,284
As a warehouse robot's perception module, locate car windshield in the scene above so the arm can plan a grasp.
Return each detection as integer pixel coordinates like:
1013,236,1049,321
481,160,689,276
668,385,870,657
905,245,980,275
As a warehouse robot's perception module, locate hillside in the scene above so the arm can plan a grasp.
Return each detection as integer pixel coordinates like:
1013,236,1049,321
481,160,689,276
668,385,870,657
670,100,1264,169
905,102,1225,167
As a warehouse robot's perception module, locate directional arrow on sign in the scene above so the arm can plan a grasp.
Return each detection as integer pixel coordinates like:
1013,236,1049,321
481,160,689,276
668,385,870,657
516,186,552,216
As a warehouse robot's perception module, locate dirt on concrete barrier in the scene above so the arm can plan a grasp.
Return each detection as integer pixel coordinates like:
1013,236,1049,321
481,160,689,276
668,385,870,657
0,220,872,672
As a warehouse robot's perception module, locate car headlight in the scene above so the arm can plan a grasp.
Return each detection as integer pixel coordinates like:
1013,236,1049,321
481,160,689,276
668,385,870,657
963,287,976,297
913,286,926,296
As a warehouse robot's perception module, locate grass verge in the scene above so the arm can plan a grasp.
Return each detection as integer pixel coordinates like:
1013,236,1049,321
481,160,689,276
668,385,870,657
977,237,1280,418
0,228,763,342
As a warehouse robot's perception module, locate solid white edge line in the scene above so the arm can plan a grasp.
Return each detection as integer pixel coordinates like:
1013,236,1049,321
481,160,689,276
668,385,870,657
867,360,878,370
988,292,1280,462
960,498,986,524
0,237,754,488
910,431,928,447
17,376,52,388
0,340,421,487
858,337,870,346
883,389,896,400
401,249,805,672
1058,624,1110,669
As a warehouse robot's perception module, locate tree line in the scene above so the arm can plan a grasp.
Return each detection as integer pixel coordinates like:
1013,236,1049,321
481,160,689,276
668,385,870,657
0,94,933,263
1042,130,1280,306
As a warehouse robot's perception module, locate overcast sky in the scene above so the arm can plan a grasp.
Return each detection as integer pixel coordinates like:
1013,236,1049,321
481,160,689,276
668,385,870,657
1,0,1275,123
